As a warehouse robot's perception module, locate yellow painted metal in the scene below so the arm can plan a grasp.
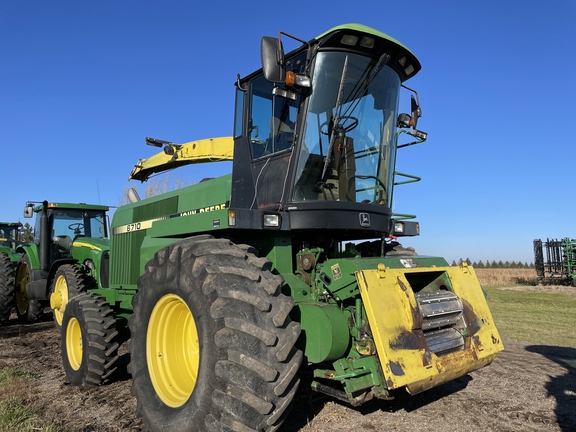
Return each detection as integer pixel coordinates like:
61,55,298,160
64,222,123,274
50,273,68,326
66,317,83,371
147,294,200,408
129,137,234,181
356,263,504,395
14,260,30,315
72,241,103,251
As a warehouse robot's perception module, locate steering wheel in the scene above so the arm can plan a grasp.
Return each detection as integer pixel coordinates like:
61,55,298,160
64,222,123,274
347,175,387,204
320,116,359,135
68,223,84,236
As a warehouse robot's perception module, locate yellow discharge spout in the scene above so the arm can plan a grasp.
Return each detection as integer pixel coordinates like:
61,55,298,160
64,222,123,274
129,137,234,182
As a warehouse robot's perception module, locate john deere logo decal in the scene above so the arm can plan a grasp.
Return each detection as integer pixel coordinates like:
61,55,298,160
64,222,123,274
359,213,370,227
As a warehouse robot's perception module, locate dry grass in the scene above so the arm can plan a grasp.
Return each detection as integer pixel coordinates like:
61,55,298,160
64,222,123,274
0,362,61,432
474,268,539,286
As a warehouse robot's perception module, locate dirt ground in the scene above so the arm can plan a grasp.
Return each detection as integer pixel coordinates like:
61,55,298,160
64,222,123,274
0,287,575,432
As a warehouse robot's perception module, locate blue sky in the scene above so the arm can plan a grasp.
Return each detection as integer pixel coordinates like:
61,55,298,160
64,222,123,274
1,1,575,265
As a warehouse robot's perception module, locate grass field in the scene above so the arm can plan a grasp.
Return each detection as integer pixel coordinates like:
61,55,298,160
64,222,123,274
475,268,576,348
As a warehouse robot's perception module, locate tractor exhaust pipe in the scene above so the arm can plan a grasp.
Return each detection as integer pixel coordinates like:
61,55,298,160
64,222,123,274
39,200,49,274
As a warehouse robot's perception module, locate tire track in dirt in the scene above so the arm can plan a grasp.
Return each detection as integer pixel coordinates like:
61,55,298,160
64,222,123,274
1,313,575,431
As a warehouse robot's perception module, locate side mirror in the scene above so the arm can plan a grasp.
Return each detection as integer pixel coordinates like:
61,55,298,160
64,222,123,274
24,203,34,218
261,36,285,83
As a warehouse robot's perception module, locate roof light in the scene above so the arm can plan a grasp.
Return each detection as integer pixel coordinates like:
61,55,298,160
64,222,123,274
359,36,375,48
341,34,358,46
405,65,415,76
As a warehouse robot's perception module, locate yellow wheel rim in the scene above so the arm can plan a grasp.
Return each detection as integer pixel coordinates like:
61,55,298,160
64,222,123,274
66,317,83,371
147,294,199,408
50,274,68,326
15,261,30,315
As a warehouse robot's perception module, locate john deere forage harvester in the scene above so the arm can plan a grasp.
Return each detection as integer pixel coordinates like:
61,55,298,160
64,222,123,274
38,24,503,432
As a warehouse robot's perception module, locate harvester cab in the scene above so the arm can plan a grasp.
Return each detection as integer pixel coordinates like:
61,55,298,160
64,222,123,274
14,201,109,325
51,24,503,432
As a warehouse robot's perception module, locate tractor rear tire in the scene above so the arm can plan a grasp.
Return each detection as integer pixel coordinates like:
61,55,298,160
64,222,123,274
129,235,303,432
61,293,119,387
0,253,15,325
14,254,43,323
50,264,86,331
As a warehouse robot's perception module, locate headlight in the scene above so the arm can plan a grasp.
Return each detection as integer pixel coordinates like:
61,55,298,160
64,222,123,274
263,214,280,227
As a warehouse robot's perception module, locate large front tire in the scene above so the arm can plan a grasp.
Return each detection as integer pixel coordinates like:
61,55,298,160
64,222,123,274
129,236,303,432
50,264,86,331
14,254,43,323
0,253,15,325
61,293,119,387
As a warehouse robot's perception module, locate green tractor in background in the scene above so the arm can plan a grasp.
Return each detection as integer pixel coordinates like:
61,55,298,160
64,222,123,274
42,24,503,432
16,202,110,327
0,222,22,324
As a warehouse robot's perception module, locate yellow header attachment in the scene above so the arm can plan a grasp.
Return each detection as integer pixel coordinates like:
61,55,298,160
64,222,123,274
129,137,234,182
355,263,503,395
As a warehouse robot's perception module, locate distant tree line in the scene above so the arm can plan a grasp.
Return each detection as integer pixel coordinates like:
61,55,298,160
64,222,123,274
451,258,535,269
18,222,34,243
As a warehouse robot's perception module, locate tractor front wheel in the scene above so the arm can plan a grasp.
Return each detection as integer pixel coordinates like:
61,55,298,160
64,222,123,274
129,235,303,432
0,253,15,325
61,293,119,387
14,254,43,323
50,264,86,331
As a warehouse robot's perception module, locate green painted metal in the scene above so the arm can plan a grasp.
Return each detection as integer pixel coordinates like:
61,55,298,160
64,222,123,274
70,237,110,289
315,23,418,62
293,302,350,363
562,238,576,282
0,222,22,262
18,244,40,269
109,175,231,289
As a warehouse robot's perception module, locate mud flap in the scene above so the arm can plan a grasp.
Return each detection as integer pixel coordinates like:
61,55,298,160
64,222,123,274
355,263,504,395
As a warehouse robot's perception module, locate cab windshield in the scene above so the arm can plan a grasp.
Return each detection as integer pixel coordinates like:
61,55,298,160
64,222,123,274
0,226,18,248
33,209,108,246
293,51,400,205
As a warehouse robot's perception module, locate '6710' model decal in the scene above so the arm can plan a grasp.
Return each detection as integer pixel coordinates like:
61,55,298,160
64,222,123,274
113,202,229,235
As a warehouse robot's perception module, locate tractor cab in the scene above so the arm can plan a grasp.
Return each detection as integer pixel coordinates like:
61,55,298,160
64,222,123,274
230,24,427,245
17,201,110,311
0,222,21,251
25,201,109,261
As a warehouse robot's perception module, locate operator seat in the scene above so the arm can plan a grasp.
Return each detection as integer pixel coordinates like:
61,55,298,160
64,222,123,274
54,235,73,251
267,117,294,153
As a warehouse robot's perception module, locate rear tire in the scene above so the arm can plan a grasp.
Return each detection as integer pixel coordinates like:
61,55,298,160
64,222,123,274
61,293,119,387
0,253,15,325
386,244,418,257
50,264,86,331
129,235,303,432
14,254,43,323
